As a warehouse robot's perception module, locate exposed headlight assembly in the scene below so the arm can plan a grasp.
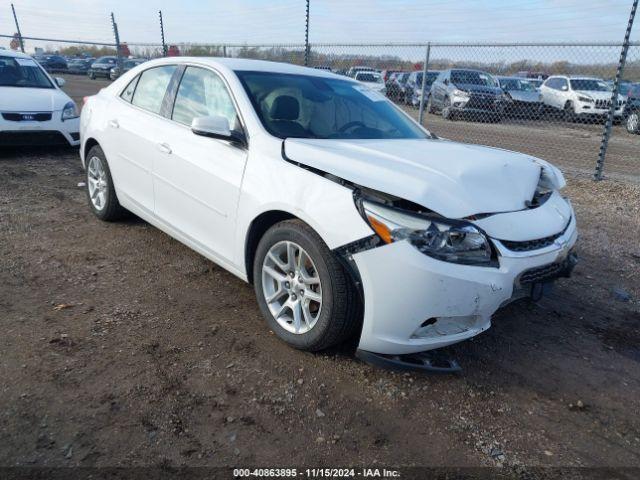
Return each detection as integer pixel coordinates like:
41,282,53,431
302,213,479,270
452,88,470,98
357,199,495,266
61,101,79,121
577,95,594,103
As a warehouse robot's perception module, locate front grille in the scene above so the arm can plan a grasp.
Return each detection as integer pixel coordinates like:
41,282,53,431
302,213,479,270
594,99,623,109
0,130,70,147
2,112,52,122
500,219,570,252
519,262,565,285
467,94,497,110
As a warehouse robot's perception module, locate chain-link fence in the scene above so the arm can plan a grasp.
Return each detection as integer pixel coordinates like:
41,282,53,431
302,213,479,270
1,14,639,183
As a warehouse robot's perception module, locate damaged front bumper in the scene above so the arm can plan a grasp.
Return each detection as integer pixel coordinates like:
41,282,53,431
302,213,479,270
351,206,578,357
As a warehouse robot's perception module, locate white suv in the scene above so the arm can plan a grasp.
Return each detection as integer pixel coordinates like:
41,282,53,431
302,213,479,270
540,75,625,121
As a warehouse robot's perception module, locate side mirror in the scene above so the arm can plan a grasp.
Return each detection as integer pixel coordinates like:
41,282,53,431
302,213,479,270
443,78,449,85
191,115,245,146
561,85,568,91
55,77,66,88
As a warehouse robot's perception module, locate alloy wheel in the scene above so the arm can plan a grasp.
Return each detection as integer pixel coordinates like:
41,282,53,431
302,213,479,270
87,156,108,211
261,240,323,334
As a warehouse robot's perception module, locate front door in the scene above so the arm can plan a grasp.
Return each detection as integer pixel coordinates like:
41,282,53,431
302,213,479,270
152,66,248,264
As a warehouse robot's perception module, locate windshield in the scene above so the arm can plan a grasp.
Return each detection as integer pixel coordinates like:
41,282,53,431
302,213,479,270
570,79,609,91
355,72,382,83
500,78,535,91
451,70,497,87
236,71,428,140
0,56,53,88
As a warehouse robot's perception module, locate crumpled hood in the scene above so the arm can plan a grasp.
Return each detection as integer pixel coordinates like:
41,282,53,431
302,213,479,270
0,86,69,112
284,138,564,218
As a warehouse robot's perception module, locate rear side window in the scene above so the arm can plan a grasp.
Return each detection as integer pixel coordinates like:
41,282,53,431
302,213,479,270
172,66,238,127
131,65,177,115
120,75,139,103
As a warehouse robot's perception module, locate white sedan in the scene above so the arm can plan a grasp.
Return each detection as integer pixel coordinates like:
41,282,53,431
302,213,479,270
1,49,80,146
80,57,578,370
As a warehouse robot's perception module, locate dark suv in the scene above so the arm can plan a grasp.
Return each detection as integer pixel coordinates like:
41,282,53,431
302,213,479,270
404,70,440,106
88,56,118,79
36,55,68,73
429,69,506,121
623,83,640,134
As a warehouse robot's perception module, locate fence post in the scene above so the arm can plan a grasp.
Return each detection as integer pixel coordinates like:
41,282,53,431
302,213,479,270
111,13,122,71
418,43,431,125
11,3,25,53
159,10,167,57
304,0,310,66
594,0,637,180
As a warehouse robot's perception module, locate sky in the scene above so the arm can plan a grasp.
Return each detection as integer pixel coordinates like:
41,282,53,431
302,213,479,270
0,0,637,48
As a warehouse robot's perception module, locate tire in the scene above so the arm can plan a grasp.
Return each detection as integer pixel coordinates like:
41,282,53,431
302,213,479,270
626,112,639,134
427,96,436,114
442,97,455,120
563,101,575,122
253,219,360,352
85,145,127,221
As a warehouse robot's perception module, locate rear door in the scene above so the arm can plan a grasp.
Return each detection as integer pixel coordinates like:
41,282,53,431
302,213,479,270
103,64,177,214
151,65,248,263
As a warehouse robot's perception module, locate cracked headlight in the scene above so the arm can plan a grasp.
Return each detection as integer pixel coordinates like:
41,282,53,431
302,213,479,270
61,101,79,121
359,199,494,266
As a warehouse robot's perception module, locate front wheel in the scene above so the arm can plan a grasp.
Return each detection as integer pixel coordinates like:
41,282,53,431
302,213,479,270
253,220,360,352
442,97,456,120
626,112,639,133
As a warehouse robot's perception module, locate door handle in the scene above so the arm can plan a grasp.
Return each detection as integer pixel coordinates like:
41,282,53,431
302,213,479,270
157,142,172,154
108,119,119,129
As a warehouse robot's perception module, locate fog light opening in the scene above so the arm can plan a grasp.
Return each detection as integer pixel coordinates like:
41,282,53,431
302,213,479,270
420,318,437,328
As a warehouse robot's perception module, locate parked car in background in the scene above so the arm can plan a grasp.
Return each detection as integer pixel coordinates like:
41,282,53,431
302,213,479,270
88,56,118,79
429,69,505,121
540,76,625,122
386,72,409,100
347,66,378,78
80,57,577,365
380,69,401,83
517,71,548,81
623,83,640,134
35,55,68,73
0,50,79,146
354,71,386,95
67,58,94,75
527,78,544,89
498,76,544,119
405,70,440,107
110,58,146,80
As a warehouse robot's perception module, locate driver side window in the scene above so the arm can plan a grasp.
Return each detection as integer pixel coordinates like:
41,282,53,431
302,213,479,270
172,66,238,128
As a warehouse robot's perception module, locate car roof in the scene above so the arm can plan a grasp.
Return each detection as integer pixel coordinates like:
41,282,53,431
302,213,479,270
0,49,32,59
137,57,345,80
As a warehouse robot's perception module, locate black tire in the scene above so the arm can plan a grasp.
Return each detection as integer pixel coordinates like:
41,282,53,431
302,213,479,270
442,97,456,120
563,101,575,122
253,219,360,352
85,145,127,221
427,96,436,114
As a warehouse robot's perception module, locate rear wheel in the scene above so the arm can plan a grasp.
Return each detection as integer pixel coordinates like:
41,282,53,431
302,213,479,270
253,220,360,352
626,112,639,134
85,145,127,221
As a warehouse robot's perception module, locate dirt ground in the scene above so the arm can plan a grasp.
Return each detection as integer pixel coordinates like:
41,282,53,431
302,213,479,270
0,75,639,475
